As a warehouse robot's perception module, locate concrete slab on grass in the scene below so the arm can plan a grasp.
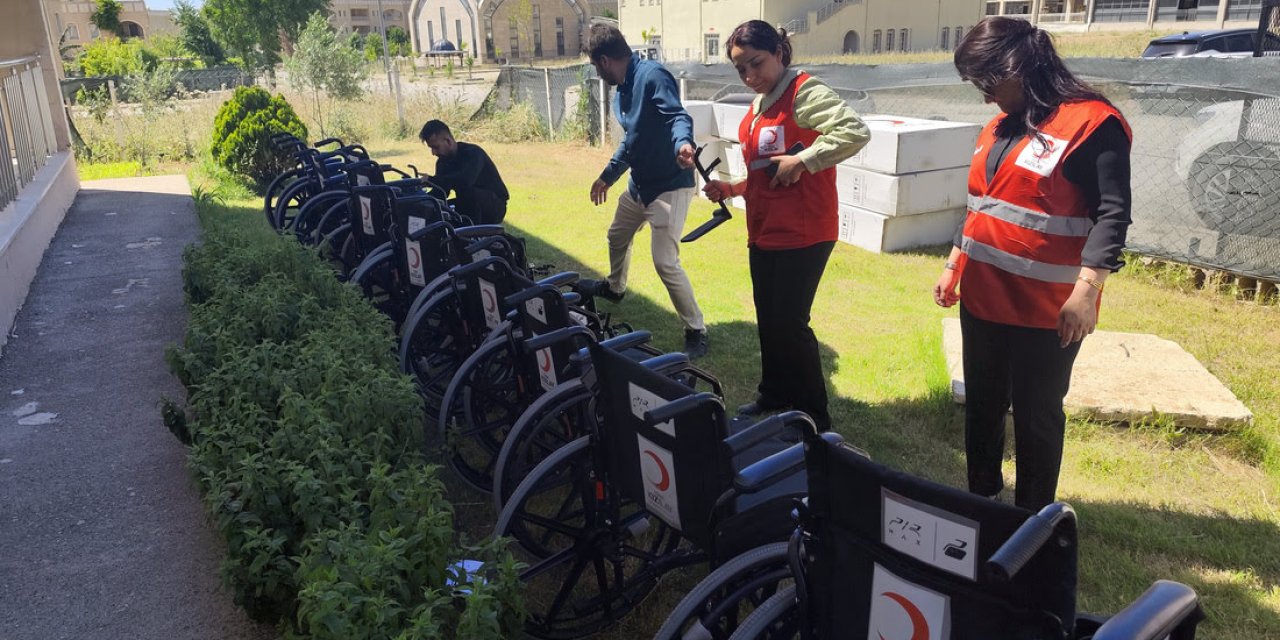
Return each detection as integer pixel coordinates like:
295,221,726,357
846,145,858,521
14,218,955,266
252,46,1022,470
941,318,1252,430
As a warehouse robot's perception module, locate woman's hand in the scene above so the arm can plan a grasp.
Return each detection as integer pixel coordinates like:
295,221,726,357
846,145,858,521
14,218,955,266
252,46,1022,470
769,155,806,188
702,179,734,202
1057,289,1098,348
933,267,961,308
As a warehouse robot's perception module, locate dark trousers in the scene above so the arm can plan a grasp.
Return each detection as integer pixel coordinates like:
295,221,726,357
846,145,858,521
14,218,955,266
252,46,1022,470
452,186,507,225
749,241,835,430
960,303,1082,511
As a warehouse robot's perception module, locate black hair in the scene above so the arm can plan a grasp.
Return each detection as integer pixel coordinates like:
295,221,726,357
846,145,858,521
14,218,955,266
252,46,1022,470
418,119,452,142
583,22,631,62
955,16,1110,138
725,20,792,67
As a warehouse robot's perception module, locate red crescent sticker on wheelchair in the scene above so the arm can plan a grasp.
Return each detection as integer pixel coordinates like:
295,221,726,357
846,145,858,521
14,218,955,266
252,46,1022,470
539,349,552,372
408,245,421,269
877,592,930,640
482,288,496,312
642,449,671,492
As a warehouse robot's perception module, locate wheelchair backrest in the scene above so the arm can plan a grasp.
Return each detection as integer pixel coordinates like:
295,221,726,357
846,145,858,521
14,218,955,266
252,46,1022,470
589,344,732,551
393,194,454,296
804,437,1078,639
513,286,587,392
452,255,535,343
350,185,397,254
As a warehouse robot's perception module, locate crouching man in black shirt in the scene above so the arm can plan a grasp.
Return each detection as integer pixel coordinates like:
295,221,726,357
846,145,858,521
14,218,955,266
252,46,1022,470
418,120,510,224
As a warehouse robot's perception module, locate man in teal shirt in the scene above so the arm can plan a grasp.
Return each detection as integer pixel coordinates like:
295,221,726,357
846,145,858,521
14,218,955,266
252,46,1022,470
581,23,708,359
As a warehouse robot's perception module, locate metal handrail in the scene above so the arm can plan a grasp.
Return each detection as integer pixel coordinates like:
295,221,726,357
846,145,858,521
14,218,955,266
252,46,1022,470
0,55,40,70
0,53,57,213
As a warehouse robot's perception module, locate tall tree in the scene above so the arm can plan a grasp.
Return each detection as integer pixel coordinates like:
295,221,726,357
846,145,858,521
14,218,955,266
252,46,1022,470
204,0,330,73
172,0,225,66
91,0,124,39
285,12,365,136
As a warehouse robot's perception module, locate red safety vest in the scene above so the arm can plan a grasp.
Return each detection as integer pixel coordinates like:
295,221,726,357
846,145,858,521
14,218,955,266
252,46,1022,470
738,72,839,250
960,100,1131,329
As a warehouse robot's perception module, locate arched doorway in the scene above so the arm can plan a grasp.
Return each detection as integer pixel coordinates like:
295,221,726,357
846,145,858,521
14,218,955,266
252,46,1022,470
121,21,144,39
842,30,860,54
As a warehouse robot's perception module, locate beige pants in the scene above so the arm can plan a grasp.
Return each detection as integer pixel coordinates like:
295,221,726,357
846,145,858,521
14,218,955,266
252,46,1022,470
606,187,705,332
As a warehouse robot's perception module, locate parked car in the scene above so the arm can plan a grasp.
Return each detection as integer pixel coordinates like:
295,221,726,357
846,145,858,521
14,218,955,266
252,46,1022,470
1176,98,1280,237
1141,29,1280,58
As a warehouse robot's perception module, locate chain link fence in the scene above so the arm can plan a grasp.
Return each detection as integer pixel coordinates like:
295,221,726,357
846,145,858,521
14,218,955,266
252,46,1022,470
491,57,1280,281
60,66,255,104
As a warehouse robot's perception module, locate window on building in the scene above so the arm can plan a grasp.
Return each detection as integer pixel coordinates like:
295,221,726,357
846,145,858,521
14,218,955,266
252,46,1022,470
900,29,909,51
485,17,494,57
650,35,662,48
1226,0,1261,21
955,26,964,49
65,24,80,41
986,1,1001,15
509,17,520,58
1094,0,1154,22
941,27,949,50
556,17,565,56
886,29,895,52
872,29,882,53
533,4,543,57
351,8,369,19
705,33,720,60
428,21,435,47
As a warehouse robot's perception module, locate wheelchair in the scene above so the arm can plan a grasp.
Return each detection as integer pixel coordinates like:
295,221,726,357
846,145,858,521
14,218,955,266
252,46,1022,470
493,340,839,639
266,136,370,231
663,432,1205,640
436,280,661,493
291,157,431,249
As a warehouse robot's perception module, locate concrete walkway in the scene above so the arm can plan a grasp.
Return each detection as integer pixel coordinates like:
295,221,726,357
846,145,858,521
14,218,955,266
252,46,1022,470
0,176,273,639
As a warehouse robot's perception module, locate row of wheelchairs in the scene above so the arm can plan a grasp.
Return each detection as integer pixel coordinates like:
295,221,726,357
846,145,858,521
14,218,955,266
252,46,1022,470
263,134,1208,640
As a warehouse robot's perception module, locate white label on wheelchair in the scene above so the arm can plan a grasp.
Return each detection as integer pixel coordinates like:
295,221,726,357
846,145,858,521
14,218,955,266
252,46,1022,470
479,278,501,328
882,490,979,580
568,311,589,327
406,239,425,286
629,383,674,437
525,297,547,324
407,215,426,235
537,347,557,391
472,249,492,263
868,564,950,640
637,434,681,529
360,196,374,235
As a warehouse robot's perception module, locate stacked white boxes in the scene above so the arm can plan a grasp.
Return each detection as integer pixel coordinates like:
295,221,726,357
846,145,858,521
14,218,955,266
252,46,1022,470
835,115,981,253
687,104,980,252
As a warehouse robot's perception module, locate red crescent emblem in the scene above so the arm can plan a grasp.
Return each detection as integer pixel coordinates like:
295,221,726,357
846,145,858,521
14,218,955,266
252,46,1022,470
877,592,930,640
482,287,496,312
642,450,671,492
539,349,553,372
408,245,421,269
763,128,779,144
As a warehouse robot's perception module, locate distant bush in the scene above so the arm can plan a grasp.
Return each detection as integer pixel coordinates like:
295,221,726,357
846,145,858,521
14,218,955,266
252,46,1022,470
211,86,307,190
77,36,158,77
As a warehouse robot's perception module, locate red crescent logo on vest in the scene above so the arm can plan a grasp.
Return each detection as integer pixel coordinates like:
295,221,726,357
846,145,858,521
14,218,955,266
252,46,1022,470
408,246,421,270
642,450,671,491
539,349,552,372
877,592,929,640
762,128,779,145
1032,138,1057,160
482,288,496,312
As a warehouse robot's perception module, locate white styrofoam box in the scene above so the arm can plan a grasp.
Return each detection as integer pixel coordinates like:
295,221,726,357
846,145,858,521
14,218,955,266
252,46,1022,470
712,103,750,143
684,100,718,143
722,143,747,179
842,115,982,175
838,205,965,254
836,165,969,217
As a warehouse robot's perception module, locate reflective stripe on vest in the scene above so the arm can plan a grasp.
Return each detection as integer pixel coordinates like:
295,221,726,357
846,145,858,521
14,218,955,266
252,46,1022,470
966,194,1095,238
961,236,1081,284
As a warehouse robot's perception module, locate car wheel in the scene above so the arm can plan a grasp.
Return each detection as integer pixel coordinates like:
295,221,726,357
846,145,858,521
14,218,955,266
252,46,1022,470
1187,140,1280,237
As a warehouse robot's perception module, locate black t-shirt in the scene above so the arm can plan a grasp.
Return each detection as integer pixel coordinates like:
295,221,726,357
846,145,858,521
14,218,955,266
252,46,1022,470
433,141,509,202
956,116,1132,271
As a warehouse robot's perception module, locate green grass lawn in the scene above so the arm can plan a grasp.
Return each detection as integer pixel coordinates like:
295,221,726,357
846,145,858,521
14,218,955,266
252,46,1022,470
201,138,1280,637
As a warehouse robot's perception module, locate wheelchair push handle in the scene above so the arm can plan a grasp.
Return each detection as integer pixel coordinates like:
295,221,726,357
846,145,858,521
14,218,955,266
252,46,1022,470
644,392,724,426
525,325,596,352
986,502,1076,582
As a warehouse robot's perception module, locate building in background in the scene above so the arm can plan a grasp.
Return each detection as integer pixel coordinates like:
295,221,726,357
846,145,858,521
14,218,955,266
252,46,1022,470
42,0,178,48
986,0,1264,31
330,0,413,36
410,0,591,63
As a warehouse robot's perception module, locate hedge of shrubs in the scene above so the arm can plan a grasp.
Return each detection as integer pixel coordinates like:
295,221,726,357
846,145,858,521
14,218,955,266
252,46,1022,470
211,86,309,191
164,216,524,638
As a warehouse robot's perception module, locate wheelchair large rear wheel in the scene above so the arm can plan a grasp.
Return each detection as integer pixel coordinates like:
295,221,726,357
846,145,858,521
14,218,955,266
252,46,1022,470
351,249,408,322
727,585,800,640
438,335,524,492
492,379,595,512
495,436,673,639
400,285,472,415
264,168,305,227
655,542,793,640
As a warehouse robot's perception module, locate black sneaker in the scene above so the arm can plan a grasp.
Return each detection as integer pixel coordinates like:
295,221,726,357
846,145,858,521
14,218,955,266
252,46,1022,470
737,396,791,417
579,278,625,303
683,329,709,359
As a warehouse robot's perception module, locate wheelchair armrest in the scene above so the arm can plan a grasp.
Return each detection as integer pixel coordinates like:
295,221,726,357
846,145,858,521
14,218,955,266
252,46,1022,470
503,283,558,309
601,330,653,354
1091,580,1203,640
986,502,1076,582
638,352,688,373
645,392,723,426
313,137,343,148
455,225,507,239
732,432,844,495
382,165,412,179
723,411,818,458
408,221,452,242
537,271,579,289
387,177,429,190
466,235,517,258
353,184,395,197
563,291,582,306
525,325,595,352
449,255,508,279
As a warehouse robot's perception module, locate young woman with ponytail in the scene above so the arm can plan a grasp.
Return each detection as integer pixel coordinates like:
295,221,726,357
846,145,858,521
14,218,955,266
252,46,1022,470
933,17,1133,510
702,20,869,432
